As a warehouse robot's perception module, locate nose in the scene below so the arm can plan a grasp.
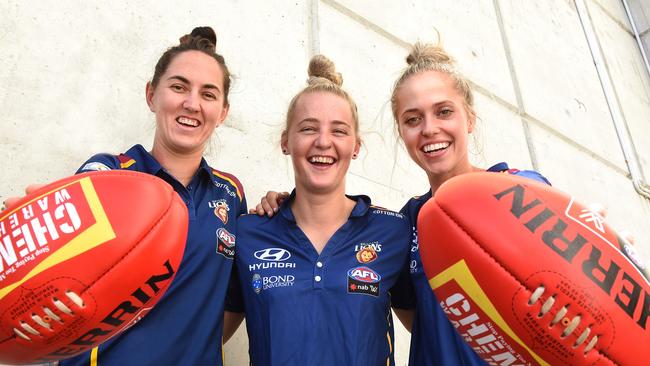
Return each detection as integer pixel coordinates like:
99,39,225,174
421,115,440,137
314,131,332,149
182,92,200,113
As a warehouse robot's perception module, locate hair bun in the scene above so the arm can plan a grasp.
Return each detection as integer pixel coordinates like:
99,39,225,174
179,26,217,47
308,54,343,87
406,42,455,66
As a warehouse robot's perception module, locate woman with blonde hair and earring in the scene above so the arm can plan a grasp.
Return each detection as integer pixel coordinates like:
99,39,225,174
225,54,411,365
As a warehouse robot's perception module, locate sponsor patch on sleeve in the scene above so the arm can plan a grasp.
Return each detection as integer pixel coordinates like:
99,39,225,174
81,162,112,172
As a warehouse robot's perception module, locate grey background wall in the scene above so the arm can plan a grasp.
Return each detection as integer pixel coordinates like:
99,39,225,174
1,0,649,364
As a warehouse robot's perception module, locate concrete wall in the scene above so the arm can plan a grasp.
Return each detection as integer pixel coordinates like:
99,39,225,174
1,0,649,365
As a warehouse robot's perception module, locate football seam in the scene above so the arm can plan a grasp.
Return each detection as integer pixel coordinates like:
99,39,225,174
80,179,177,302
0,277,98,344
434,201,618,366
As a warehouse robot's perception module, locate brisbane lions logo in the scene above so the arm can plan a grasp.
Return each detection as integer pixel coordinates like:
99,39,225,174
356,247,378,264
210,200,230,224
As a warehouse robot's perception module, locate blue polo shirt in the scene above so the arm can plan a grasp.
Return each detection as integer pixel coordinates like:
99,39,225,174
229,192,411,365
392,162,550,366
60,144,246,366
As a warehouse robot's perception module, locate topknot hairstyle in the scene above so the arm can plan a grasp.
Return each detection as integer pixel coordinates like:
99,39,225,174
391,41,475,122
151,26,232,105
307,55,343,87
284,54,359,135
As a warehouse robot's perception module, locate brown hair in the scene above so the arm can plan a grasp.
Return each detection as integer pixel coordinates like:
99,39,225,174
390,42,475,122
151,26,232,106
284,55,359,136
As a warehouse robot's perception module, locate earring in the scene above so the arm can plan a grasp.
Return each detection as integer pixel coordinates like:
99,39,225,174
352,153,357,159
282,149,289,155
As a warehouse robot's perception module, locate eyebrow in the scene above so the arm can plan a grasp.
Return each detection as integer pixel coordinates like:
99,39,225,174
299,118,352,127
167,75,222,93
400,101,453,117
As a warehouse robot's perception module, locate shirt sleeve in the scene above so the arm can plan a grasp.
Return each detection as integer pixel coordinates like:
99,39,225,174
238,194,248,217
513,170,552,186
225,262,245,313
390,254,416,309
390,209,417,309
75,153,120,174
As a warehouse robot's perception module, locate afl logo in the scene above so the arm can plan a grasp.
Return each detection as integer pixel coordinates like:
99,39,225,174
254,248,291,262
347,266,381,283
217,228,235,248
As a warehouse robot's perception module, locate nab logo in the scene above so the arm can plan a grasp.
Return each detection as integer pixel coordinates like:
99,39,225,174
254,248,291,262
347,266,381,283
217,228,235,248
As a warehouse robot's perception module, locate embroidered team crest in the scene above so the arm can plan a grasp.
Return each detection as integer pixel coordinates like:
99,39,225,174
210,199,230,224
355,247,377,264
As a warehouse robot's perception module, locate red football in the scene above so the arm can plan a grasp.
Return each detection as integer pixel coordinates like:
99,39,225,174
0,170,188,364
418,172,649,366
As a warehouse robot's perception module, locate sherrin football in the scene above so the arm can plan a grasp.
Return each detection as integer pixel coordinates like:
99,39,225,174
417,172,649,366
0,170,188,364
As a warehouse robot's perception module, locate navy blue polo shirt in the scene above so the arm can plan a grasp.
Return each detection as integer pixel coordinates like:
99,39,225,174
392,162,550,366
230,192,411,366
60,144,246,366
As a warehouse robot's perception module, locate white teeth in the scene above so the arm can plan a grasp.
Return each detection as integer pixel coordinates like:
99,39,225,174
309,156,335,164
177,117,199,127
423,142,450,153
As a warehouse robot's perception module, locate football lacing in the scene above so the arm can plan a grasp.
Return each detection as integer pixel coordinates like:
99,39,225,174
12,290,83,341
528,285,598,353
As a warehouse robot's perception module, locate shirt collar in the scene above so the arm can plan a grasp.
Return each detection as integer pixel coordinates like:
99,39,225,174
279,189,371,222
125,144,213,182
487,162,509,173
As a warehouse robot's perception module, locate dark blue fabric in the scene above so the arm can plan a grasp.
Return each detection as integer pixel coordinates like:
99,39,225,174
60,144,246,366
231,192,410,365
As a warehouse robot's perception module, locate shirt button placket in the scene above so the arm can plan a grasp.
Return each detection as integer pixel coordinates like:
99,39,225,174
314,260,324,289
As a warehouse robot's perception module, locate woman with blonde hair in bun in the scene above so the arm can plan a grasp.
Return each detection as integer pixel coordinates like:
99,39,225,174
225,54,411,365
388,42,550,365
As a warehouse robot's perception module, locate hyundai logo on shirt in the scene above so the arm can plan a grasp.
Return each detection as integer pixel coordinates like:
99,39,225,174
254,248,291,261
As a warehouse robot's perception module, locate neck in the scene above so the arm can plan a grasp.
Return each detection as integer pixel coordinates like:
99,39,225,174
151,143,203,187
427,162,481,194
291,185,354,226
290,183,356,254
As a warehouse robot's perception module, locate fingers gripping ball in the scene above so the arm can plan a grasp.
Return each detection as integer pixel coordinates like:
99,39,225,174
0,171,188,364
417,172,649,366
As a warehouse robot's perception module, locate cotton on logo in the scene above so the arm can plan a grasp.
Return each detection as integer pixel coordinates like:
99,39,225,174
254,248,291,262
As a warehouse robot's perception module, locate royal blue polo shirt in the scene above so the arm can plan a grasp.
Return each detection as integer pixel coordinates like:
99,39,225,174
229,192,411,366
59,144,246,366
391,162,550,366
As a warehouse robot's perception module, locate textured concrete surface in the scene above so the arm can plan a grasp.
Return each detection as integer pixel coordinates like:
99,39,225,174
1,0,650,365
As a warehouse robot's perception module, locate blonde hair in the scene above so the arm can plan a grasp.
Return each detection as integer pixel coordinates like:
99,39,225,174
284,55,359,135
390,42,475,122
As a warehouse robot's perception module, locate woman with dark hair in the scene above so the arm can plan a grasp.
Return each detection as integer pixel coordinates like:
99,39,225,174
54,26,247,366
